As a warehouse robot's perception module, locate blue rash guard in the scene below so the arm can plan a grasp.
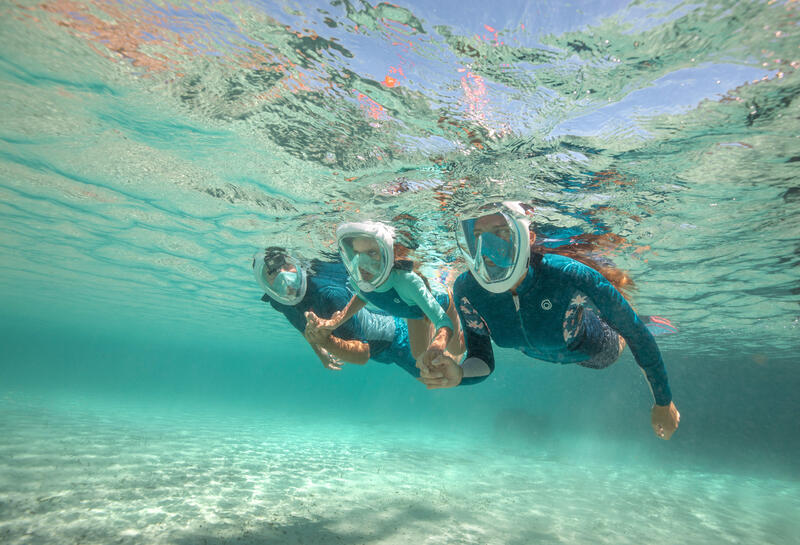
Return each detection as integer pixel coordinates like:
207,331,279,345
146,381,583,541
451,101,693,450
453,253,672,406
261,259,417,377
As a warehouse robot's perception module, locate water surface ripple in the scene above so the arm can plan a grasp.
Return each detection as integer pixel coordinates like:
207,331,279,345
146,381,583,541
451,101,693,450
0,0,798,355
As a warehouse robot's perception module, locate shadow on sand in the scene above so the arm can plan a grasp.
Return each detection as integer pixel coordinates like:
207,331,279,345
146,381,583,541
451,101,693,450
171,502,457,545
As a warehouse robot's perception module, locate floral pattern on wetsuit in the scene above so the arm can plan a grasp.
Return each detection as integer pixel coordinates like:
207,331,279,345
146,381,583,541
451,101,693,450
562,293,587,345
452,253,673,405
459,296,490,336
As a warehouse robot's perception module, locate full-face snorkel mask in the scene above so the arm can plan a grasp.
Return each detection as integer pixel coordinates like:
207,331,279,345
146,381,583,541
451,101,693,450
455,201,532,293
336,221,395,292
252,248,307,305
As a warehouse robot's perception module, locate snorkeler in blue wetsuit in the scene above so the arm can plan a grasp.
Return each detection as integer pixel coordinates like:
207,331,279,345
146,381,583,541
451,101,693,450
253,247,418,377
305,221,464,367
417,203,681,440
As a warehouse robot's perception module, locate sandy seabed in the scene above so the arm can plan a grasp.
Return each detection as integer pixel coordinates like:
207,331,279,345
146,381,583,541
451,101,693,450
1,396,797,545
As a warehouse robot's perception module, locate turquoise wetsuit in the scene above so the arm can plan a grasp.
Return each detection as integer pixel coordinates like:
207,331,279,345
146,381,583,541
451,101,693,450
453,253,672,406
351,268,453,332
262,260,417,377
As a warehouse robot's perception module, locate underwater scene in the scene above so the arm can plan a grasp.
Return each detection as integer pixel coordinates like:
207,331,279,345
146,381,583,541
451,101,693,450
1,0,799,543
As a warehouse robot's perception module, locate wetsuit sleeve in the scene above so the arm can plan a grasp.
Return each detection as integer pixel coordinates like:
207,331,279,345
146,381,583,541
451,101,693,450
395,271,454,331
561,261,673,405
453,277,495,386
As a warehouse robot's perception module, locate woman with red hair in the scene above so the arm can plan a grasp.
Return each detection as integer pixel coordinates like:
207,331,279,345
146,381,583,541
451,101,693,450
419,202,680,440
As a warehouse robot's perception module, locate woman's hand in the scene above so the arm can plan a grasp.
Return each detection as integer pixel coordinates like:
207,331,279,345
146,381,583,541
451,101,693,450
651,401,680,440
417,353,462,389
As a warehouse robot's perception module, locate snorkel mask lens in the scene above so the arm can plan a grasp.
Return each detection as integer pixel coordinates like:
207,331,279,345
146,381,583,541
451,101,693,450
253,250,307,305
271,270,299,296
478,232,515,268
336,222,395,292
355,252,383,276
340,235,389,288
455,203,532,293
458,212,516,269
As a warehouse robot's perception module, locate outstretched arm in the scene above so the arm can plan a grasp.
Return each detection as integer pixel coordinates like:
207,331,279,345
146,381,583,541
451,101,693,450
306,293,366,334
564,260,672,405
395,272,454,366
305,310,371,365
417,279,495,388
563,259,679,439
322,336,371,365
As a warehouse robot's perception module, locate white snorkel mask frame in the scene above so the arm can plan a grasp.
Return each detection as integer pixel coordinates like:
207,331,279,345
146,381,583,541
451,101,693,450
252,249,308,306
336,221,395,292
455,201,532,293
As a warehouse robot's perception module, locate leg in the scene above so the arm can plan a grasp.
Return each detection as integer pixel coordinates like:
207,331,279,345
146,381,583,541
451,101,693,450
576,318,625,370
407,317,434,360
565,303,625,370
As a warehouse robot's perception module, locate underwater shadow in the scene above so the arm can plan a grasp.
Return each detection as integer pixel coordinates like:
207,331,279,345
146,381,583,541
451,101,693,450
171,501,448,545
491,407,568,457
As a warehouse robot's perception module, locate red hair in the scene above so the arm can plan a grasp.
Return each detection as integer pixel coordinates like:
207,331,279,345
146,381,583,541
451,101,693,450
531,233,636,301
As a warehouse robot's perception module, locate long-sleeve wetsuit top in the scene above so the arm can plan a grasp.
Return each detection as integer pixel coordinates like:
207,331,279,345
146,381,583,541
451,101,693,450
261,260,417,376
350,269,453,332
452,253,672,405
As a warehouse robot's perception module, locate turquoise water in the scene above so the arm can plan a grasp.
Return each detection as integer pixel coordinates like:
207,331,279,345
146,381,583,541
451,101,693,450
1,0,799,543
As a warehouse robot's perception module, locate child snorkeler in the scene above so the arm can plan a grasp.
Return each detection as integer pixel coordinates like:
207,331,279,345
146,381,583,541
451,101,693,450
306,221,464,369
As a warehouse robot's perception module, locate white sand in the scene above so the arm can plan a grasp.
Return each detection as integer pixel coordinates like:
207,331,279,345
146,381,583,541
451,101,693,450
1,397,797,545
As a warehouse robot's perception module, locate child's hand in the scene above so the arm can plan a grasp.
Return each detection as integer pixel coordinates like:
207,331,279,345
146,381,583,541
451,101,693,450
417,353,462,389
421,339,447,368
320,310,344,331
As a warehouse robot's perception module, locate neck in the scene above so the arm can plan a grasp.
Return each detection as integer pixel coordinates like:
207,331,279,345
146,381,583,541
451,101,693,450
509,269,527,294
